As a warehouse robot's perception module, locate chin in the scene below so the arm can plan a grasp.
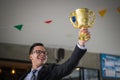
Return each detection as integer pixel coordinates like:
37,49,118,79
38,61,46,65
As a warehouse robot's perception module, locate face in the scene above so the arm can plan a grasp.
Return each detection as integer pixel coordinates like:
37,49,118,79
29,46,47,68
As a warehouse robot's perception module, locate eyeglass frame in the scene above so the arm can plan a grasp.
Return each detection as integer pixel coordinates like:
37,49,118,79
32,50,48,55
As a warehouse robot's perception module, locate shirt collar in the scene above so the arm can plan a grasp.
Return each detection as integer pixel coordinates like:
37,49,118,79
31,66,43,72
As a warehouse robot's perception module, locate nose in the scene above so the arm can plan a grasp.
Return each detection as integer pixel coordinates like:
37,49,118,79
40,52,45,55
37,52,46,56
38,52,47,56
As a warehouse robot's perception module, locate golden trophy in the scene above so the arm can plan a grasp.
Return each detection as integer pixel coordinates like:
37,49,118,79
70,8,95,40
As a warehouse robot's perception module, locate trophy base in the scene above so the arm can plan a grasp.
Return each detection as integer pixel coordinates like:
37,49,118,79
79,33,90,41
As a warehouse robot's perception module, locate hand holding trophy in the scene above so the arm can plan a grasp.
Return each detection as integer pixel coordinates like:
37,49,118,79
70,8,95,41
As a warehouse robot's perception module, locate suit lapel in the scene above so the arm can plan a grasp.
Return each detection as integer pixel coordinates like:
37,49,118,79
37,66,45,80
37,65,50,80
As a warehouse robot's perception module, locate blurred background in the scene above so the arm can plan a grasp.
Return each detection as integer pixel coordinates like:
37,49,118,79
0,0,120,80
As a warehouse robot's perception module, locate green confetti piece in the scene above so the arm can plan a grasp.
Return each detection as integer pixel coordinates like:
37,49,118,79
14,24,23,31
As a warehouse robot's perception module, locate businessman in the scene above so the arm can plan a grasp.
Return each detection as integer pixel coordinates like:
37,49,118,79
19,28,90,80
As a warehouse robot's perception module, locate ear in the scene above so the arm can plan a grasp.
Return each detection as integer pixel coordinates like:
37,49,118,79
29,55,33,60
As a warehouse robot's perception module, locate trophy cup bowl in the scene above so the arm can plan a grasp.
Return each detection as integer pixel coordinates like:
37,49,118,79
70,8,95,40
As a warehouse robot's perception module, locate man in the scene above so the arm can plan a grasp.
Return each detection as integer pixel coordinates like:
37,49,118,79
19,28,90,80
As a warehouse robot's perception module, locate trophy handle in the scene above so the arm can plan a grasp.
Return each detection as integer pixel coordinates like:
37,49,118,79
69,12,79,28
88,10,95,27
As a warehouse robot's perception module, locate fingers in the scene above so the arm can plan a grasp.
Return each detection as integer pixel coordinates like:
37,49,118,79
79,28,91,41
78,28,91,46
84,32,91,41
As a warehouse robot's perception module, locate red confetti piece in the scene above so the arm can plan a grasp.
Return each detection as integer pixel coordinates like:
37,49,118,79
44,20,52,24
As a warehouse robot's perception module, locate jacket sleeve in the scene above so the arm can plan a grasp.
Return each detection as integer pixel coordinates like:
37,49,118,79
51,45,87,78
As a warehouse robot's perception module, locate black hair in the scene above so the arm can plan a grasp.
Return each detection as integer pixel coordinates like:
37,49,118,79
29,43,44,55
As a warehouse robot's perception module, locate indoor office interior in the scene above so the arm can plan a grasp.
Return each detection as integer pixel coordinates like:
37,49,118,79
0,0,120,80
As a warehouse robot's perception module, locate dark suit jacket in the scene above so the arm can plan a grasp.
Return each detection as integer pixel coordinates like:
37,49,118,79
19,45,87,80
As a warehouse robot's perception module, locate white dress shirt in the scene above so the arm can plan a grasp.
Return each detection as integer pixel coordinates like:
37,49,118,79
24,66,43,80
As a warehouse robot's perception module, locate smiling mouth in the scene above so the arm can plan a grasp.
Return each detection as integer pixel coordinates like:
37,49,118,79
39,57,46,61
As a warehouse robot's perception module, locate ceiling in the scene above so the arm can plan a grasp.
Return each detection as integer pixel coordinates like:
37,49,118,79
0,0,120,55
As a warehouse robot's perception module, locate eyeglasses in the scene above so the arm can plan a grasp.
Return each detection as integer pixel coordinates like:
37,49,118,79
33,50,47,55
